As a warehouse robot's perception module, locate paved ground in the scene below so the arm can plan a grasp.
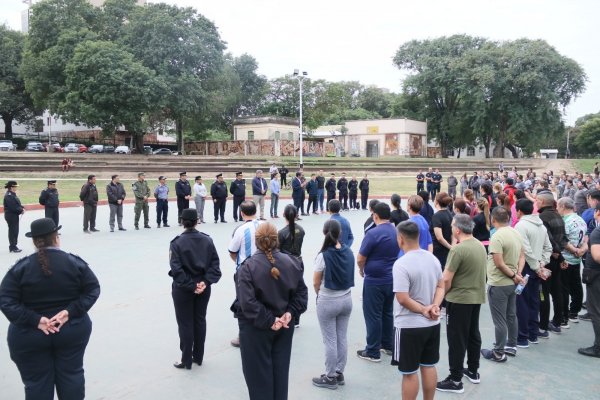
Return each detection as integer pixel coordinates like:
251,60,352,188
0,200,598,399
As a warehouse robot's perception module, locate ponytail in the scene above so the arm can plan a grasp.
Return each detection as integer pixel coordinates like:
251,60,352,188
320,219,341,253
283,204,297,240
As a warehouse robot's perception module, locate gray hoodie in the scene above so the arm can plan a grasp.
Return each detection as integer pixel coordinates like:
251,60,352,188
514,214,552,271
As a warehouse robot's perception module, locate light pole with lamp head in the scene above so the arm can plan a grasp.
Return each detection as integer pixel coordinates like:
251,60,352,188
293,69,307,168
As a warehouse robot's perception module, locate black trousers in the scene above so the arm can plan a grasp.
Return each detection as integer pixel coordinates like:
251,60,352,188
326,192,336,211
540,258,564,329
417,182,424,193
177,198,189,224
561,263,584,318
360,191,369,209
239,319,295,400
156,199,168,224
233,196,244,221
214,198,226,221
172,284,211,367
8,315,92,400
293,196,305,214
306,195,317,213
339,191,348,209
45,207,59,226
445,302,482,381
83,204,96,230
5,212,19,250
281,176,287,188
349,191,358,209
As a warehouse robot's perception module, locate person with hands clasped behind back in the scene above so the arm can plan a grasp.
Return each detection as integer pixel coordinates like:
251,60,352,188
0,218,100,400
233,223,308,400
392,220,445,400
169,209,221,370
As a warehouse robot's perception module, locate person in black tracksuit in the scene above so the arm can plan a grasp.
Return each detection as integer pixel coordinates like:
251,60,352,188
0,218,100,400
233,223,308,400
326,174,337,212
230,172,246,222
169,209,221,370
211,174,228,223
175,172,192,225
416,170,425,194
39,180,59,226
337,173,349,210
4,181,24,252
359,175,370,210
348,176,359,210
292,172,306,216
279,166,289,188
306,174,319,214
79,175,98,233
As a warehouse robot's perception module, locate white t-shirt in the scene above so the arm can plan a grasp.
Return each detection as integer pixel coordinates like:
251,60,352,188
314,252,352,298
193,183,207,198
393,249,442,329
228,219,262,269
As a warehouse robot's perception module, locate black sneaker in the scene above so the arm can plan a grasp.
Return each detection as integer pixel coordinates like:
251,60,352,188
135,226,139,230
380,348,393,356
579,313,592,321
312,374,338,390
463,369,480,384
118,227,126,231
538,330,550,339
335,372,345,386
569,314,580,323
9,248,22,253
481,349,507,363
436,377,465,393
578,345,600,358
90,228,100,232
548,321,562,333
561,321,570,329
356,350,381,362
163,224,170,227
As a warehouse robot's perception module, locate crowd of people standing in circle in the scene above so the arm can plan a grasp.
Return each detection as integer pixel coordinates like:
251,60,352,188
1,161,599,400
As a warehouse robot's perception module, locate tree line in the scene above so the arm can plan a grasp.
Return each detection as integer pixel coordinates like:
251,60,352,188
0,1,589,157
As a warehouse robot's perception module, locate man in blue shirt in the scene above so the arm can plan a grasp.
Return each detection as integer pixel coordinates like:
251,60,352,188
398,195,433,257
357,202,400,362
328,200,354,247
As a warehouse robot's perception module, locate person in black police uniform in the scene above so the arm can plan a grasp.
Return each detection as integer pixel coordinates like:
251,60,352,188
233,222,308,400
230,172,246,222
211,173,228,223
425,167,434,199
0,218,100,400
337,172,349,210
39,180,59,226
169,209,222,369
432,168,442,200
326,173,337,212
359,174,370,210
291,171,307,217
79,175,98,233
175,172,192,226
279,165,289,189
348,175,359,210
4,181,24,253
416,169,425,194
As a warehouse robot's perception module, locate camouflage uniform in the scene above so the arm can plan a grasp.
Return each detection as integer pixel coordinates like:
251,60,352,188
132,180,150,228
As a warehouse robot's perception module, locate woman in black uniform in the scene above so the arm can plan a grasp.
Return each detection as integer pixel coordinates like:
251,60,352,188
0,218,100,400
169,209,221,369
235,222,308,400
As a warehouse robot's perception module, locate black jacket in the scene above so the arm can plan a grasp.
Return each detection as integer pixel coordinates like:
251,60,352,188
175,180,192,199
359,179,369,192
337,178,349,193
230,179,246,197
106,182,126,205
4,191,24,215
234,250,308,329
39,188,59,208
278,225,305,257
316,176,325,189
79,183,98,205
348,180,358,193
538,206,568,258
211,181,228,199
169,229,221,291
326,179,336,194
0,249,100,327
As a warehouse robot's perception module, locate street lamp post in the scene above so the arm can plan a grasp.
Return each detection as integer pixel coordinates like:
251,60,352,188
293,69,307,168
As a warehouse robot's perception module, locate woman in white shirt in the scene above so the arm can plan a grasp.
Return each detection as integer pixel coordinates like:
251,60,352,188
193,176,207,223
312,219,355,390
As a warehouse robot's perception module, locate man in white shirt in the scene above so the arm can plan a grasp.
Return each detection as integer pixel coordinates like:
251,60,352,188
193,176,207,223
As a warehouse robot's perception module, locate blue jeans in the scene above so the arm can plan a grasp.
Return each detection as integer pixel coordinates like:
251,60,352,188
362,283,394,357
317,189,324,211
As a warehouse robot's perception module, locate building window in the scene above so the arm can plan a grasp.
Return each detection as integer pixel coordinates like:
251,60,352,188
445,148,455,157
467,146,475,157
274,131,280,140
248,131,254,141
288,132,294,140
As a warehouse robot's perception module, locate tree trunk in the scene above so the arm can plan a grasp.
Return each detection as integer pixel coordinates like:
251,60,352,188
456,147,461,159
505,143,519,159
494,119,507,158
484,135,491,158
176,118,184,155
2,114,14,139
135,132,144,153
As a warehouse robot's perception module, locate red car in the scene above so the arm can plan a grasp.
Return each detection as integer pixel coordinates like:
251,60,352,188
76,144,88,153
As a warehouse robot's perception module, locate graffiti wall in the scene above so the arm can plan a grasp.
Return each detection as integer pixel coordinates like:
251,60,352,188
186,140,334,157
384,134,398,155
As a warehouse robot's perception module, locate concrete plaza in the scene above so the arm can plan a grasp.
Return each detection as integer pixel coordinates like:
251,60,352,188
0,200,598,399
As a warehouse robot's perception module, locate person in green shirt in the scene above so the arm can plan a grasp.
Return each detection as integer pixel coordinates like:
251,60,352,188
481,207,525,363
132,172,151,230
437,214,487,394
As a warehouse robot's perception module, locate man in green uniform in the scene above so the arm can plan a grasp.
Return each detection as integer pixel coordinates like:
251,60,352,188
132,172,151,230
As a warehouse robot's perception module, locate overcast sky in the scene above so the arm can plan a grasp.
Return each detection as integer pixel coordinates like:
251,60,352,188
3,0,599,124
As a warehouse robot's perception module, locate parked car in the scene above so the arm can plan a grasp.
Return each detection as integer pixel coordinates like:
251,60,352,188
76,144,88,153
88,145,105,153
0,140,16,151
64,143,79,153
152,148,173,155
114,145,131,154
26,141,45,152
43,143,63,152
143,146,152,155
103,145,115,153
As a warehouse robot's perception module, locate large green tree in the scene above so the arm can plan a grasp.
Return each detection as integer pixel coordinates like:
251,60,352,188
0,26,39,138
574,117,600,154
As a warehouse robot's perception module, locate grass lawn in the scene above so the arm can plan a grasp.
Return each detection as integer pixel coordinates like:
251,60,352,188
5,177,431,206
572,159,599,174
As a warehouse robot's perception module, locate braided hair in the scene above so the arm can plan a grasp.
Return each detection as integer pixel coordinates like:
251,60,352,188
255,223,280,279
33,231,58,276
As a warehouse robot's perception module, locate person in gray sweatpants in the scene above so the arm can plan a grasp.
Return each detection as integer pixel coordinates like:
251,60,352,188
312,219,355,390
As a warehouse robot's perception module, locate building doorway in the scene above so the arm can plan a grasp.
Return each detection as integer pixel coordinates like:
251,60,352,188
366,140,379,158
